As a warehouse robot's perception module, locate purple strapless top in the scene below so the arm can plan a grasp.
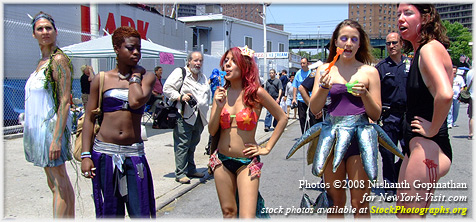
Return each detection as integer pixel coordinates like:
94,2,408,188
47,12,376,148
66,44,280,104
327,83,365,116
102,88,145,114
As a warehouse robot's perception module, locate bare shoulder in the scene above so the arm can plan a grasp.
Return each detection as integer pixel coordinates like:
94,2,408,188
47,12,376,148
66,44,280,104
360,64,378,76
420,40,449,58
256,86,267,97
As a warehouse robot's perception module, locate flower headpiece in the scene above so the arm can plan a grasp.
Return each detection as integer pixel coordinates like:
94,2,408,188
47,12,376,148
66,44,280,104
238,45,255,58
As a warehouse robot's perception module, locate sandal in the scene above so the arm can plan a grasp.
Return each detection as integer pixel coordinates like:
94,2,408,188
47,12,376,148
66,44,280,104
468,136,473,140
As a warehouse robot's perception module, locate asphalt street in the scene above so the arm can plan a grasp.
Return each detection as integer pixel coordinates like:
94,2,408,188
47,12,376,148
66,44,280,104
158,104,473,219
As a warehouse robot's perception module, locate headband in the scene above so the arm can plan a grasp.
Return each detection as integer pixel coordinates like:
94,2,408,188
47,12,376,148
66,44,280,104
31,13,56,31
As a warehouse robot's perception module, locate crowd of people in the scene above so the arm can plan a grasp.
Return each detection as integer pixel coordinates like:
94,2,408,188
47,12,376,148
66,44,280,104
22,4,471,218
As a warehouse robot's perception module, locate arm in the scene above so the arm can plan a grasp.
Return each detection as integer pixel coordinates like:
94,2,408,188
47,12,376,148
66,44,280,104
292,77,298,104
298,85,310,106
81,73,101,177
247,87,288,157
310,66,331,115
416,41,453,137
352,66,382,121
208,87,226,136
49,54,72,161
128,66,155,109
163,68,184,102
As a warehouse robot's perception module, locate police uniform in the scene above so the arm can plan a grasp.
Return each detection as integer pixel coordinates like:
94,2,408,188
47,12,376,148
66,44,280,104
375,55,410,195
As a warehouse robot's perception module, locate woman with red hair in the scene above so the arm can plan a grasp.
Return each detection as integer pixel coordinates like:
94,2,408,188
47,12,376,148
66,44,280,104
208,46,287,218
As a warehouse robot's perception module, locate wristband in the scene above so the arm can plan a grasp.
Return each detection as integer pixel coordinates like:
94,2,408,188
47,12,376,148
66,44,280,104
81,151,91,155
81,155,92,159
319,84,329,90
129,76,142,85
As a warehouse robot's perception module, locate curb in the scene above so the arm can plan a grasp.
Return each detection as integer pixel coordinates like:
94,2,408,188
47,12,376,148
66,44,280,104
156,118,298,210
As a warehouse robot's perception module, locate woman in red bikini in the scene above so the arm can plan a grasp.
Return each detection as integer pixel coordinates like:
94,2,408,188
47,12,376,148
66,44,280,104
208,46,287,218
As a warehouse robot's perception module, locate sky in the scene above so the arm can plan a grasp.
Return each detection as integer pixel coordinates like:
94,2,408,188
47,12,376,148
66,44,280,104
266,4,349,36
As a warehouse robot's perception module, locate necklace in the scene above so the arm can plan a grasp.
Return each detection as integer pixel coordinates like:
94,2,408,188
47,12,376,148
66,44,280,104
118,71,131,80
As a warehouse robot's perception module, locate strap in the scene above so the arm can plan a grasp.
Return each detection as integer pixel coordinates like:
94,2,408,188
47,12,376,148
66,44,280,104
467,77,473,90
91,71,105,115
172,67,187,112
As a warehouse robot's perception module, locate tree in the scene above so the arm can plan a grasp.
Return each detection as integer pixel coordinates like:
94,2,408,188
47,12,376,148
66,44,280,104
442,20,472,66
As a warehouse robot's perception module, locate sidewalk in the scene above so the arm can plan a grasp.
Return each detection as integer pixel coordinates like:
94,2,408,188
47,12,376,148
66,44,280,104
3,106,297,219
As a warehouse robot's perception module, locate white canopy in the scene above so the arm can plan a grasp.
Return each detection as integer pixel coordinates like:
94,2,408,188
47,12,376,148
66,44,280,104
62,35,187,59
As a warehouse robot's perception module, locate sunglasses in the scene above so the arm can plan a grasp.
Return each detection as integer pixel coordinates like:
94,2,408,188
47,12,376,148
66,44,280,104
386,41,399,46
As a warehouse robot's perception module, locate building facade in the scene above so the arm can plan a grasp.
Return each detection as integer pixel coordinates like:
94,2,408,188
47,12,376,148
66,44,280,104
348,3,399,38
435,4,472,32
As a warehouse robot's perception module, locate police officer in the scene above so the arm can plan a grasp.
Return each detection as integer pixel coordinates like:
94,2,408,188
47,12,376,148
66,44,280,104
375,32,410,198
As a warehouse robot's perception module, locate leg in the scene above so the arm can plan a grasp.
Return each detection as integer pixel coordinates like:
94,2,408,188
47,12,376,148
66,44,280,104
297,101,308,134
173,117,193,179
44,164,75,218
379,120,399,194
236,167,260,218
346,156,371,218
396,137,451,218
453,99,460,124
186,117,204,174
286,105,291,118
468,100,473,138
447,102,454,127
323,156,347,219
214,165,238,218
264,110,272,129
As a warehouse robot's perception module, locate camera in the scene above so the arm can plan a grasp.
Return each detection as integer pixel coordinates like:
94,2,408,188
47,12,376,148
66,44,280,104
188,96,198,108
291,102,298,109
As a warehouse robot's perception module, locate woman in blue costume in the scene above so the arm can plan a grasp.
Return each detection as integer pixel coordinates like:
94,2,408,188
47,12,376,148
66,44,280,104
208,46,287,218
310,19,381,218
24,11,75,218
396,4,453,218
80,26,157,218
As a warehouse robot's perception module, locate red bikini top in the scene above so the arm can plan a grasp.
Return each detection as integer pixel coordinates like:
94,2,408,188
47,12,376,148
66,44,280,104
220,107,258,131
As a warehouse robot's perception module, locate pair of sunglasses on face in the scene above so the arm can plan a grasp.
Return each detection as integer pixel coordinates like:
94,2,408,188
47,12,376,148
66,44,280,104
385,41,399,46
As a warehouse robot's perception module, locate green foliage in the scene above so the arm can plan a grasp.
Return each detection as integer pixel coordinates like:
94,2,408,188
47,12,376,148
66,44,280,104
372,47,385,61
442,20,472,66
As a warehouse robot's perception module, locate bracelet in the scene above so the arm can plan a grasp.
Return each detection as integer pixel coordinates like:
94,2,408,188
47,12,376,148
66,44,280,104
129,76,142,85
81,151,91,155
81,155,92,159
319,83,329,90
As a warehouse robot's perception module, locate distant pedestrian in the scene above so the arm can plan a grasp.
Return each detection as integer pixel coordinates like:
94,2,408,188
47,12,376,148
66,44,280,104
447,67,465,128
264,69,283,131
292,57,313,134
147,66,164,114
80,65,94,107
285,74,297,119
466,67,474,140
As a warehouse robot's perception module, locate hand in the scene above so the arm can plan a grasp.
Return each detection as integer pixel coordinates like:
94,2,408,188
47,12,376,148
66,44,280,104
411,116,437,137
131,65,145,76
275,98,280,104
315,110,323,119
214,87,227,108
244,143,269,157
351,83,368,97
49,141,61,160
181,93,193,102
319,70,332,89
81,158,96,179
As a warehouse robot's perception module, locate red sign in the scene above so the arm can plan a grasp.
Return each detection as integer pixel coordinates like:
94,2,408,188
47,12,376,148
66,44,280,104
81,5,149,41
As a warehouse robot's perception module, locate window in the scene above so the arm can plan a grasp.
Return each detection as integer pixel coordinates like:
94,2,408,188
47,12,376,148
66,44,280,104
364,16,366,21
364,10,366,14
370,9,372,13
245,36,253,49
267,41,272,52
357,5,359,9
279,43,285,52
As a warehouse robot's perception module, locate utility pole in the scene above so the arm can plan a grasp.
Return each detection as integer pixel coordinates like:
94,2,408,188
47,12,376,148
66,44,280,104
90,4,99,74
263,3,268,81
317,26,320,62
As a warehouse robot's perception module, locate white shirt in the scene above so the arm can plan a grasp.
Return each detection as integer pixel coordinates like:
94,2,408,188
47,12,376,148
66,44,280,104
466,69,474,95
453,75,465,99
163,67,210,125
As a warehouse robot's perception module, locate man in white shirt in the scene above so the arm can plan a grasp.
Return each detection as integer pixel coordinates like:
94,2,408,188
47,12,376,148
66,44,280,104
163,51,210,184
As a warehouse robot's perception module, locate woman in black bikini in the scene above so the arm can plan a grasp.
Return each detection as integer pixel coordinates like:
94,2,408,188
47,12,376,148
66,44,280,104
396,4,453,218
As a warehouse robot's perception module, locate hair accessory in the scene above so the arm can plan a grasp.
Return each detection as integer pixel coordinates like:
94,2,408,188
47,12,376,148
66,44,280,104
238,45,255,58
31,13,56,31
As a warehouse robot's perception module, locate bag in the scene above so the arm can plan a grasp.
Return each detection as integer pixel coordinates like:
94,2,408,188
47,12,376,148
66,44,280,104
154,104,179,129
152,67,186,129
458,89,471,103
458,80,473,104
73,72,105,162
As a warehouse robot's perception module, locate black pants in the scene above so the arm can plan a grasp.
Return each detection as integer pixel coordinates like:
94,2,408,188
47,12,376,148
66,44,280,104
297,101,323,134
379,113,405,193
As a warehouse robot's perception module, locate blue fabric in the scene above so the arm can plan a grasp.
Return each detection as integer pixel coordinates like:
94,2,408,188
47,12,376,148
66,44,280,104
376,55,410,108
292,69,311,102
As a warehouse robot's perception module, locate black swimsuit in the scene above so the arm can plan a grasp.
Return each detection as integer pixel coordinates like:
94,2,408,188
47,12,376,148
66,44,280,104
403,45,452,162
